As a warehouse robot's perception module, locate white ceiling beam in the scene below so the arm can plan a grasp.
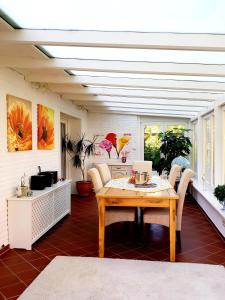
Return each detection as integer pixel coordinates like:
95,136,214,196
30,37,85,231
87,87,218,101
50,85,217,101
73,101,203,112
26,74,225,92
69,96,209,107
2,57,225,77
89,109,191,118
1,30,225,51
86,106,197,116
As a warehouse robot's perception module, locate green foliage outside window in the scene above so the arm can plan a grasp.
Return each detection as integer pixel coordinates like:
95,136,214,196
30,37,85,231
144,126,192,175
157,128,192,174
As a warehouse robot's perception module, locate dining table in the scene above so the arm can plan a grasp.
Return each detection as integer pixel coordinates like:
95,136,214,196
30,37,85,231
96,176,179,262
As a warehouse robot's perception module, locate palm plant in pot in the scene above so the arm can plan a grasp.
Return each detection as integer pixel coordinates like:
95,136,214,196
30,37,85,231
62,134,97,196
214,185,225,210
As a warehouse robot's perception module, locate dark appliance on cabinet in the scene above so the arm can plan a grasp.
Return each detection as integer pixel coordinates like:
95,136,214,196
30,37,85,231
38,171,58,185
30,175,46,190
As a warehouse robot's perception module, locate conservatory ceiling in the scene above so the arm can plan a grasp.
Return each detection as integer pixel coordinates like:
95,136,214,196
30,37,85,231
0,0,225,118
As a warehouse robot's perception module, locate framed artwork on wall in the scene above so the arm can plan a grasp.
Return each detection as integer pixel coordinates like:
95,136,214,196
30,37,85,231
7,94,32,152
37,104,54,150
94,132,132,162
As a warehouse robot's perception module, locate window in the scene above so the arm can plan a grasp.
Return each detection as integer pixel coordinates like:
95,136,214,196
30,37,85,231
191,122,198,175
203,113,215,190
223,108,225,183
144,125,161,168
166,124,186,132
1,0,225,34
143,123,186,170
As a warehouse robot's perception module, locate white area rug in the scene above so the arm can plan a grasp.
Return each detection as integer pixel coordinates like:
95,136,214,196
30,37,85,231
19,256,225,300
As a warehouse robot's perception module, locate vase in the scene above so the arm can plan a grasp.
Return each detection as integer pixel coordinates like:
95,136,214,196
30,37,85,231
219,200,225,210
121,157,127,163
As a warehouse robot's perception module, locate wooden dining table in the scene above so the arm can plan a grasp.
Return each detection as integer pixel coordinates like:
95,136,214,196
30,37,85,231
96,179,179,262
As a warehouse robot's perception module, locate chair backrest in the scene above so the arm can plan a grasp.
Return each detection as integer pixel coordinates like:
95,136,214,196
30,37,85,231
87,168,103,193
168,164,182,188
133,160,152,177
176,169,194,230
96,163,111,185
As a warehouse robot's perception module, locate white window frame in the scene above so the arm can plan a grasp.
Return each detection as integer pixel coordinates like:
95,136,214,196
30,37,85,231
141,120,188,160
223,106,225,183
191,120,198,177
202,113,215,191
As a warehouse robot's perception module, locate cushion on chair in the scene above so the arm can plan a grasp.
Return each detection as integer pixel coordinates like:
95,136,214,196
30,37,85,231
143,208,170,228
87,168,103,193
96,164,111,185
143,168,194,231
105,207,135,226
168,164,182,188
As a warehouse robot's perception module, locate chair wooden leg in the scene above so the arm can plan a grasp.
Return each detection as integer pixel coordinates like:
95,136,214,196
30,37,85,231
176,231,181,249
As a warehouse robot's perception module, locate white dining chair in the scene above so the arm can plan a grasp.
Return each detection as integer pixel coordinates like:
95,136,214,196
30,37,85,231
96,163,111,185
168,164,182,188
133,160,152,177
143,168,194,248
87,168,135,226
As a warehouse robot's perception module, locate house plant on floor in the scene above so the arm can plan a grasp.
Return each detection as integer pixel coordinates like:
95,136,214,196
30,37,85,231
214,185,225,210
156,128,192,175
62,134,97,196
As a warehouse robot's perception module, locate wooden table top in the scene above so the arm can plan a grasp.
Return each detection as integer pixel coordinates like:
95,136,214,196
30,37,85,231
96,186,178,200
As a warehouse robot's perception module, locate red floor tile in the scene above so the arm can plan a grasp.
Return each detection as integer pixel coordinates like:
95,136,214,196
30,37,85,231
0,274,19,288
0,282,26,299
17,269,40,285
29,257,50,268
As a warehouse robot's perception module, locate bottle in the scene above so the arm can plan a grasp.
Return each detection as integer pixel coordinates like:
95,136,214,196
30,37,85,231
16,186,22,198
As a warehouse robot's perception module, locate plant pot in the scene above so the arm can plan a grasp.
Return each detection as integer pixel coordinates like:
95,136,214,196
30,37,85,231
219,200,225,211
76,181,93,197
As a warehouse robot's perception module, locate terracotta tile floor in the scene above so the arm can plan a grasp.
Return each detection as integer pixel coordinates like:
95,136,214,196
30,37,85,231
0,193,224,299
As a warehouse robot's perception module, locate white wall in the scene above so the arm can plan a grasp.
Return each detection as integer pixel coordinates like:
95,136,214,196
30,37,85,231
88,112,189,165
88,113,139,165
0,68,87,248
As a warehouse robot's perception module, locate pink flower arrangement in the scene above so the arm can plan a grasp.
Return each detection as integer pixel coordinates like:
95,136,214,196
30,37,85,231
99,139,112,158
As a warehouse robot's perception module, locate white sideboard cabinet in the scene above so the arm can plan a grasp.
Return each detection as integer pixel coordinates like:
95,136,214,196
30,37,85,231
108,164,132,179
8,180,71,250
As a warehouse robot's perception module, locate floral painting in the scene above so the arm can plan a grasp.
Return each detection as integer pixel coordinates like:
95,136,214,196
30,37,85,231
37,104,54,150
7,95,32,152
95,132,132,161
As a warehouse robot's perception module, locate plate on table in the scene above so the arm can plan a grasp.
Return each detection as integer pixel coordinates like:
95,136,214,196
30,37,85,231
134,183,157,188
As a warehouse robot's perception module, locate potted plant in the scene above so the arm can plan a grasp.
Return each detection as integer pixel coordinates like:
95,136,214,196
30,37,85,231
214,185,225,210
63,134,97,196
156,128,192,175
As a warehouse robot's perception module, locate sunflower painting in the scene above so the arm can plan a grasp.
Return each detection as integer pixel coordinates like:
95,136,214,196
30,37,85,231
7,95,32,152
37,104,54,150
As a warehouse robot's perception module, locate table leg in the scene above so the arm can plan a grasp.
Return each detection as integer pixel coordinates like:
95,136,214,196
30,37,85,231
169,199,176,262
98,199,105,258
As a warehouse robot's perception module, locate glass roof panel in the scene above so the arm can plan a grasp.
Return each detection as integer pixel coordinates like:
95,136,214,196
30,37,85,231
43,46,225,65
0,0,225,33
70,70,225,83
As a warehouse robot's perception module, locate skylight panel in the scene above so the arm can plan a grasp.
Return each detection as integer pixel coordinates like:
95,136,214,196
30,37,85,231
43,46,225,65
1,0,225,34
70,70,225,83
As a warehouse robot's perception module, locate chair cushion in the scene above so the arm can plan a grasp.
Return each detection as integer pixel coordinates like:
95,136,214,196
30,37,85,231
105,207,135,226
143,208,170,228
